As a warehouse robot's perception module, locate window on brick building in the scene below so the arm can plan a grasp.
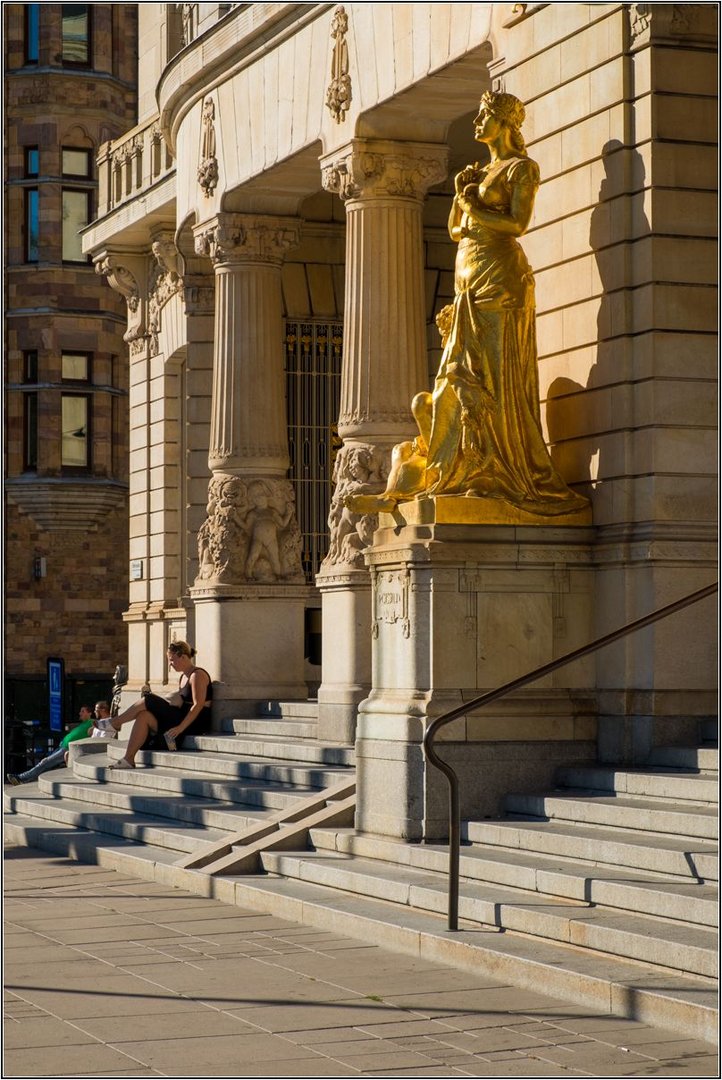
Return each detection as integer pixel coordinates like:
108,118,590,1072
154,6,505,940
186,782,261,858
61,394,90,469
23,148,40,262
61,351,91,382
23,352,39,472
62,148,92,178
62,190,90,262
62,5,91,66
25,189,39,263
25,147,39,177
61,147,92,263
25,4,40,64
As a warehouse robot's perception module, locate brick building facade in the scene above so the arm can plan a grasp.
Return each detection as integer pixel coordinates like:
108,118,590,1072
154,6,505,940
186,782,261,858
4,4,138,741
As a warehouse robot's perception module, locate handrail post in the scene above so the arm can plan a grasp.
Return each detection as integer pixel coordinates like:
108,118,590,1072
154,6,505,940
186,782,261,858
423,582,717,933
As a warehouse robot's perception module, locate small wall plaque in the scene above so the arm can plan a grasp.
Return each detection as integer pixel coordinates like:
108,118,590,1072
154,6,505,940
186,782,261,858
130,559,144,580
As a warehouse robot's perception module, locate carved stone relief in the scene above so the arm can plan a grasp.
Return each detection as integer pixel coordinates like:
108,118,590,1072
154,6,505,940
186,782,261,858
322,443,388,570
194,214,301,266
326,6,352,123
147,236,183,356
197,97,219,198
94,254,147,350
322,144,447,203
196,474,304,585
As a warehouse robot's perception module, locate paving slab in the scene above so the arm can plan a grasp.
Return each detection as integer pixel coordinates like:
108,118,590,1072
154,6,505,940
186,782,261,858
3,844,718,1079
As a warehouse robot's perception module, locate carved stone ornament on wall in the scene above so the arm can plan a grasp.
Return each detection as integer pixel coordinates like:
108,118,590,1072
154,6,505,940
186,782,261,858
197,97,219,198
196,474,305,586
194,215,301,266
95,254,147,349
147,236,183,356
322,443,388,571
326,6,352,123
322,144,447,203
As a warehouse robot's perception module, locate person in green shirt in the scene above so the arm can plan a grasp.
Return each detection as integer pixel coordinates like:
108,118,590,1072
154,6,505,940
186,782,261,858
6,705,94,786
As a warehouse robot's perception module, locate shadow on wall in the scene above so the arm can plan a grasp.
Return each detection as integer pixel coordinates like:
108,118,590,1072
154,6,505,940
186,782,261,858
546,140,651,510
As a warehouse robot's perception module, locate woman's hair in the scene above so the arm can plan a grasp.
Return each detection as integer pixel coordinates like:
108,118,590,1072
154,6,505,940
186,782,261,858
479,90,527,155
167,640,196,658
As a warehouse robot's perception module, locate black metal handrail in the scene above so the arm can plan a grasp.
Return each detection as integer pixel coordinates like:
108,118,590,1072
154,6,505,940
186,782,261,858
422,581,718,931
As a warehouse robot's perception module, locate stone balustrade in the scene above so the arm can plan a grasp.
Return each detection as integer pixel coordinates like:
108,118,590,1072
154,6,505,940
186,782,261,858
96,116,174,217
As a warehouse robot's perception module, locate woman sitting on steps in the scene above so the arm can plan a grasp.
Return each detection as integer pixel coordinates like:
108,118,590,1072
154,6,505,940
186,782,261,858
108,641,213,770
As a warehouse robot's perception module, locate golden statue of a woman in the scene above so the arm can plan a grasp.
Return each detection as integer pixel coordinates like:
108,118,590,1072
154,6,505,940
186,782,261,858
346,90,590,525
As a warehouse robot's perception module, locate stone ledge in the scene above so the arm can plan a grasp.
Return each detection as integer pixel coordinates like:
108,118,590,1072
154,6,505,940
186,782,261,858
6,478,127,531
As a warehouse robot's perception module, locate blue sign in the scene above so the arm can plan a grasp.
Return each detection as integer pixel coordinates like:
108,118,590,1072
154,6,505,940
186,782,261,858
47,657,64,733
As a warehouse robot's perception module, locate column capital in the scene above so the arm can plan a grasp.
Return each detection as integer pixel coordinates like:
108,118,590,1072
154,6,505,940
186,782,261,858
193,213,301,266
321,139,448,203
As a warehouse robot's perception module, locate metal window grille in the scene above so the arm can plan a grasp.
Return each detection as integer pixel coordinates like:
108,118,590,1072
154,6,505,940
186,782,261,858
285,321,343,583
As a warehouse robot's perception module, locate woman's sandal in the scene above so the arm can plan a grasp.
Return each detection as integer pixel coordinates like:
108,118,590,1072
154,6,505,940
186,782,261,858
108,758,135,770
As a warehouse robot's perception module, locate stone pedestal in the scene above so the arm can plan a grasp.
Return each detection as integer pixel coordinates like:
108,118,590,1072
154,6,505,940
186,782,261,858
192,585,308,723
356,518,596,841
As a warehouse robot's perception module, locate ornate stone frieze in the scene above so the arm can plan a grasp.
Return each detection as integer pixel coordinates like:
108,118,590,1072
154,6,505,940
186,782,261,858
326,6,352,123
194,214,301,265
322,443,388,571
195,474,304,586
629,3,714,46
322,141,447,203
198,96,219,197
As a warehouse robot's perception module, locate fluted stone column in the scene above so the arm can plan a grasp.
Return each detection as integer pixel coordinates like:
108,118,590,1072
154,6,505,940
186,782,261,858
316,140,448,743
190,213,308,716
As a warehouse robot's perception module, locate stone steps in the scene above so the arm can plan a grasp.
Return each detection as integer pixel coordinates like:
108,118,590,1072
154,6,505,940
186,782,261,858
230,717,317,740
463,817,718,881
555,764,718,803
307,827,719,927
4,732,717,1044
143,741,352,787
5,787,230,855
35,772,269,832
198,732,354,766
647,744,719,771
2,811,715,1044
69,750,337,813
257,848,717,978
505,790,716,839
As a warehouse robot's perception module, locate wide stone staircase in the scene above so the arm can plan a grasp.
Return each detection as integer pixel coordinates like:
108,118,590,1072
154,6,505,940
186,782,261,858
4,706,718,1043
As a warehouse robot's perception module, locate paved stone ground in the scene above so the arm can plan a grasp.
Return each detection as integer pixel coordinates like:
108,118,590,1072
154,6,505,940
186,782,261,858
3,845,718,1078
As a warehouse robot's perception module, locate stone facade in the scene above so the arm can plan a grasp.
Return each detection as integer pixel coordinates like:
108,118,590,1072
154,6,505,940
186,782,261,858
4,5,137,717
83,4,717,829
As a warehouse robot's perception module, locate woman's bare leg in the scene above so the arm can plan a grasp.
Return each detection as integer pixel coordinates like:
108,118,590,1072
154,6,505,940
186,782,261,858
121,711,158,766
111,699,148,731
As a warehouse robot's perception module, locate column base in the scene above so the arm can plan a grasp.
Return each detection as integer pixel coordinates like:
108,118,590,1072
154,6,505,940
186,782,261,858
316,568,372,744
191,585,308,722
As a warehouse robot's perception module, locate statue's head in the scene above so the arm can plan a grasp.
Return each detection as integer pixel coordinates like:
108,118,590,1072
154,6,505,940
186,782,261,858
476,90,527,153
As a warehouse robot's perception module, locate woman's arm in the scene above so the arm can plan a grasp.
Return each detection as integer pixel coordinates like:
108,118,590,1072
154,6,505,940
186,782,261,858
448,164,481,241
458,170,537,237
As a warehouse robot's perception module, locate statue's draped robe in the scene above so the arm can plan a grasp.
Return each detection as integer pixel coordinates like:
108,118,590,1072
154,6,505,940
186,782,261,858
426,156,588,514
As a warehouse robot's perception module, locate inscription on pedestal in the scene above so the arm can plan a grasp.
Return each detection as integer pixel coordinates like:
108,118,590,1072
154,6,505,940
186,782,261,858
372,569,410,638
